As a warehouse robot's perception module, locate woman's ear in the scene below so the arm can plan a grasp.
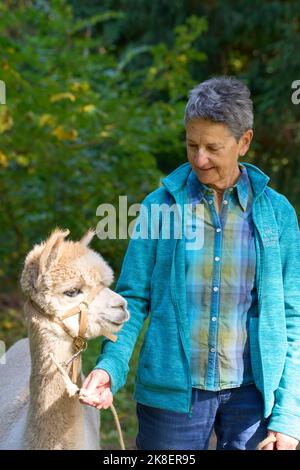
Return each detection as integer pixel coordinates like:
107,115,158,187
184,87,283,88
239,129,253,156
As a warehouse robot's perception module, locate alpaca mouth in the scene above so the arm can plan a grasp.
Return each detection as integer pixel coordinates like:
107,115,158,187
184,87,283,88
105,319,124,330
104,307,130,328
108,320,122,327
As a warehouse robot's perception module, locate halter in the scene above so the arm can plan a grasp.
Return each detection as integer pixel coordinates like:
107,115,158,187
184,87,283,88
28,284,117,384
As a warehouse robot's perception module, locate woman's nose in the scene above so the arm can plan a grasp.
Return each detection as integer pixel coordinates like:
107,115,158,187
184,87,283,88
194,149,210,168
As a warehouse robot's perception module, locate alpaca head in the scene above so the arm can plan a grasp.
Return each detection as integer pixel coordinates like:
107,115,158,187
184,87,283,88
20,228,130,340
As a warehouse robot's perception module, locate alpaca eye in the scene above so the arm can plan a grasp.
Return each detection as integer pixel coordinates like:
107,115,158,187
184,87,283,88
63,288,82,297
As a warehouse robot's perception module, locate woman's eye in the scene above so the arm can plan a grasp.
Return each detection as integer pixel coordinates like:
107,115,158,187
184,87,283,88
63,288,82,297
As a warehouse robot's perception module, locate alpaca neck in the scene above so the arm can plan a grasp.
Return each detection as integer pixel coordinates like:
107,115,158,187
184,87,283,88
25,307,85,450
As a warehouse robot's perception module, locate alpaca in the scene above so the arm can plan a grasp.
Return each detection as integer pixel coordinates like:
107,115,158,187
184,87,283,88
0,228,129,450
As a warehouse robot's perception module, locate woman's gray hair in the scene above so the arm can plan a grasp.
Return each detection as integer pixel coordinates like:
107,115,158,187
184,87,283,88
184,76,253,141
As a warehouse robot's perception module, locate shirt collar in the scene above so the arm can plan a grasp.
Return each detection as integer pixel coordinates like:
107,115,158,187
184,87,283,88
187,163,251,212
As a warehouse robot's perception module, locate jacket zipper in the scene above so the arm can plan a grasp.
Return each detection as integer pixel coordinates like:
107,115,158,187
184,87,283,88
169,189,193,416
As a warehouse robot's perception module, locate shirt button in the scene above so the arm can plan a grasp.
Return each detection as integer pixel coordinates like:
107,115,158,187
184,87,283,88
229,188,233,192
208,199,213,204
216,228,221,233
210,347,216,353
223,200,228,205
213,286,219,292
211,316,217,322
215,256,220,262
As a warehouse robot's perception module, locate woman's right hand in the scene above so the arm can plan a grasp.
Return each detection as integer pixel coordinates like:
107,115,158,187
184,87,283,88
79,369,113,410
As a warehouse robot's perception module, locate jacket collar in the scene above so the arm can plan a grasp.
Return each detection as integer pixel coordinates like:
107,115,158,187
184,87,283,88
161,161,270,201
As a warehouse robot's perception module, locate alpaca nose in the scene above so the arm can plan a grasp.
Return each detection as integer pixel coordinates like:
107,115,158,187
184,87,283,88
109,293,130,323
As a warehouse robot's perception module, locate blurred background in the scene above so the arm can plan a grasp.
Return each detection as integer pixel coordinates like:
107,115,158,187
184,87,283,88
0,0,299,449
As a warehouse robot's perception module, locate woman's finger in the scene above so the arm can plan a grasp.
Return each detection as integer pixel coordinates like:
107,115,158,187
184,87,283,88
96,397,113,410
261,442,275,450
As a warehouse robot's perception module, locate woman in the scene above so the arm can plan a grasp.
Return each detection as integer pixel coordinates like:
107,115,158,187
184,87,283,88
80,76,300,450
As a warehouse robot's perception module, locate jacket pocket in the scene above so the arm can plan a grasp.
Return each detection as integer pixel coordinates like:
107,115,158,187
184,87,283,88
136,320,188,393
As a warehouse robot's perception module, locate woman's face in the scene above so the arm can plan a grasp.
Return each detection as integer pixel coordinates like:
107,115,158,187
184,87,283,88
185,119,253,188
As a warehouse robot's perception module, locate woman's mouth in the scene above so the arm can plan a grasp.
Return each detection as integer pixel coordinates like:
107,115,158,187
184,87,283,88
201,167,214,171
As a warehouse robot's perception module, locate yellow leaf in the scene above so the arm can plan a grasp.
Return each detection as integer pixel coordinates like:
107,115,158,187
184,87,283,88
0,150,8,167
70,81,90,92
105,124,115,130
52,126,78,141
50,92,76,103
149,67,157,77
229,58,244,72
0,107,13,134
98,124,115,138
2,320,13,330
99,130,111,138
16,154,29,166
178,54,187,63
2,60,10,70
39,114,56,127
81,104,96,114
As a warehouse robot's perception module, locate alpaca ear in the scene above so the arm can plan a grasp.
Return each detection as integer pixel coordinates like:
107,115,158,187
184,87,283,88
38,228,70,279
80,228,95,246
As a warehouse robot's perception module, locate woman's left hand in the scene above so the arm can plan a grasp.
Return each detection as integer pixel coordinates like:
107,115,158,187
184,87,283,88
262,430,299,450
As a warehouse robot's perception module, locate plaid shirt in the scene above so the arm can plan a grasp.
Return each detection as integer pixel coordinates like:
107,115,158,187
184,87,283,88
185,163,258,390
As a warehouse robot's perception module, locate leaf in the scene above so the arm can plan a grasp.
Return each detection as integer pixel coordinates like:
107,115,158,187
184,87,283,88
70,81,90,93
39,114,56,127
52,126,78,141
71,11,125,34
50,92,76,103
80,104,96,114
0,150,8,167
118,45,152,71
0,107,13,134
16,154,29,167
2,319,14,330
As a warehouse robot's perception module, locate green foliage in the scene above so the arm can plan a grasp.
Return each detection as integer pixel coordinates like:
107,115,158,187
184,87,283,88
70,0,300,213
0,0,207,286
197,0,300,212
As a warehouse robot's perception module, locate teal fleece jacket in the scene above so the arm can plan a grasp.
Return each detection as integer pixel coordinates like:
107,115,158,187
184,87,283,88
95,162,300,440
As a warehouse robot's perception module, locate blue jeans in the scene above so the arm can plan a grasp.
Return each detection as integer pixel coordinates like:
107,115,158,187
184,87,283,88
136,384,270,450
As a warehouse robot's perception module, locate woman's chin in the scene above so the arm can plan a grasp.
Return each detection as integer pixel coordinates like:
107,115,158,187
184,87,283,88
196,172,216,184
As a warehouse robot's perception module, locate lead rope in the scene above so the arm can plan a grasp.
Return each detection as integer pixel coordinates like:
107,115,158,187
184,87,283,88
54,348,126,450
56,334,126,450
109,403,125,450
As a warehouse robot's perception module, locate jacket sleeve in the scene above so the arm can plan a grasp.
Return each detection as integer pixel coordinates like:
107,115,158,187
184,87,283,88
268,200,300,440
94,194,158,395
